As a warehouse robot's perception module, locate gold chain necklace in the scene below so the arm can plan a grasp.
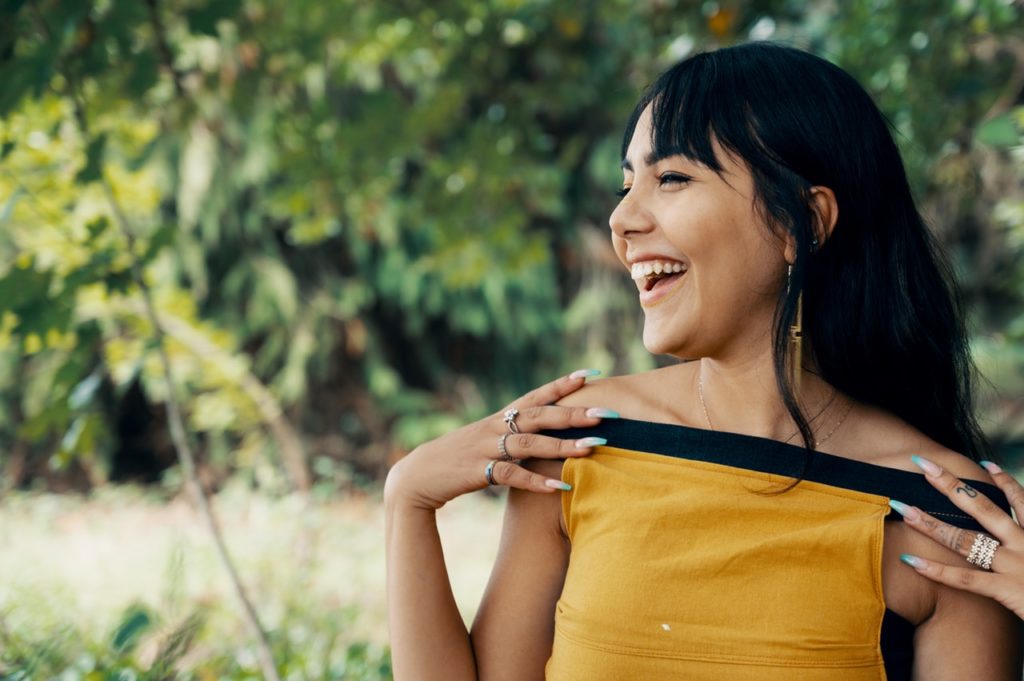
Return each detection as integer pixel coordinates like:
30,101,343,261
697,376,852,447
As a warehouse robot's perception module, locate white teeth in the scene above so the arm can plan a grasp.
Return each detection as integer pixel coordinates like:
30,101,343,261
630,260,687,280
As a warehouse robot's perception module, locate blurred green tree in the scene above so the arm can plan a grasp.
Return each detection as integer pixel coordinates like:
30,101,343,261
0,0,1021,489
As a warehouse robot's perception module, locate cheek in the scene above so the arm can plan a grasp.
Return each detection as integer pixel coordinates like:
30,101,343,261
703,236,785,310
687,210,782,305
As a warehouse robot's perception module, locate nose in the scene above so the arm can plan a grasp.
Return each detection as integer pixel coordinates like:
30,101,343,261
609,191,655,239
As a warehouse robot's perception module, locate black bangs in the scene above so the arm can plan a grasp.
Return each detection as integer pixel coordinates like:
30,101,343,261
621,48,811,207
621,54,724,173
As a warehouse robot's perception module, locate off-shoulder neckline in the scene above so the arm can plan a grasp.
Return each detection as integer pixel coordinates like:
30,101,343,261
601,415,991,483
547,416,1005,532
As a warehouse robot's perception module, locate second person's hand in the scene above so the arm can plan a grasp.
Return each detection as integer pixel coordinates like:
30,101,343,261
892,457,1024,619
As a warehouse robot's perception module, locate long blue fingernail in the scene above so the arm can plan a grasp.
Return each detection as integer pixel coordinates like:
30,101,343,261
889,499,920,521
545,479,572,491
900,554,926,569
585,408,619,418
980,461,1003,474
911,455,942,477
570,368,601,379
575,437,607,448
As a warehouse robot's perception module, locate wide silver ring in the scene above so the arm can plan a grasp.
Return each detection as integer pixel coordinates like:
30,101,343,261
966,533,1000,571
503,408,521,434
485,459,498,486
498,433,517,463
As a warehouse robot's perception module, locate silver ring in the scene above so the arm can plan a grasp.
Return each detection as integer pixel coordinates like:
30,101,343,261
485,459,498,486
966,533,1000,571
503,408,521,434
498,433,517,463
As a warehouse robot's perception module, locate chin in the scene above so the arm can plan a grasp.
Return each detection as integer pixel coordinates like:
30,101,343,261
642,326,685,358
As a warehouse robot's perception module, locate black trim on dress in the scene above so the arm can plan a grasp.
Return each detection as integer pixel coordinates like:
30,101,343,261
548,417,1009,531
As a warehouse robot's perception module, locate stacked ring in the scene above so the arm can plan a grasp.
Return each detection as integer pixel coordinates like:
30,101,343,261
966,533,999,571
498,433,517,463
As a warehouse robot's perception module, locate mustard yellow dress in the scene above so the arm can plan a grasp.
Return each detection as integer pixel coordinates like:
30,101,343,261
544,419,1005,681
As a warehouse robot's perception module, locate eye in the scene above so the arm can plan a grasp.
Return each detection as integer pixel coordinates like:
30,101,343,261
659,172,692,187
615,186,631,198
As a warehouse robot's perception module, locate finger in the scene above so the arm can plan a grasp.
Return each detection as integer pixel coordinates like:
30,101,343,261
900,553,1003,600
890,501,980,557
910,456,1022,542
510,369,601,409
504,405,618,434
487,460,571,493
980,461,1024,524
500,432,606,461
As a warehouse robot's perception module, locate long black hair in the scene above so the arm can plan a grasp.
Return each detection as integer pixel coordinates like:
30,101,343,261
622,42,991,463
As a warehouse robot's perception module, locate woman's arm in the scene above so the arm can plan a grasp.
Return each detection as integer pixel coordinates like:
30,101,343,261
912,573,1021,680
470,458,571,681
386,459,572,681
385,497,477,679
384,372,612,680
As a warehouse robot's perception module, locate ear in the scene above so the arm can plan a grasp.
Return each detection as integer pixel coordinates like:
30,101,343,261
783,186,839,265
809,186,839,246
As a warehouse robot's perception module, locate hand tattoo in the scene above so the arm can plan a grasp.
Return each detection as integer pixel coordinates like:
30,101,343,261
935,524,967,552
955,483,978,498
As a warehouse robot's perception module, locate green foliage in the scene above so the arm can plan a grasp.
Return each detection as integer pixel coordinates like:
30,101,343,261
0,602,198,679
0,484,411,679
0,0,1022,486
0,602,392,680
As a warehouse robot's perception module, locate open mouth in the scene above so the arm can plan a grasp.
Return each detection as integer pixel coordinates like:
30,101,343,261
630,260,689,306
643,270,686,293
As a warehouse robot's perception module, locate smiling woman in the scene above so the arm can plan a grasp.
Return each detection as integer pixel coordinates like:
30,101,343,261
384,42,1022,681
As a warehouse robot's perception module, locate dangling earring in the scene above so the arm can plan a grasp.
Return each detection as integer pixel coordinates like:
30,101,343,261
787,263,803,395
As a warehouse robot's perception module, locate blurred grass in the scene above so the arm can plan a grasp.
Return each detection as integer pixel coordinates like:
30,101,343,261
0,485,505,679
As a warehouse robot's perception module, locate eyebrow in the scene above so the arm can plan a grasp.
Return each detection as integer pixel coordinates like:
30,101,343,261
621,149,683,171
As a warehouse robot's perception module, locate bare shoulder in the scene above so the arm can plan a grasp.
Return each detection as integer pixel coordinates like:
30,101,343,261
911,445,992,484
554,373,642,409
844,401,992,484
554,363,695,421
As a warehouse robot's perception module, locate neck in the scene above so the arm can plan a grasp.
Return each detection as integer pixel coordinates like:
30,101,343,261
694,347,837,442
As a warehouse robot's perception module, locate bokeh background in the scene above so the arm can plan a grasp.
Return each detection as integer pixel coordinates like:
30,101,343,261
1,0,1022,678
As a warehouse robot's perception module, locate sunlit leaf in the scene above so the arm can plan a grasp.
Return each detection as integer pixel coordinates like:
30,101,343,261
976,114,1021,148
68,372,102,410
110,604,153,654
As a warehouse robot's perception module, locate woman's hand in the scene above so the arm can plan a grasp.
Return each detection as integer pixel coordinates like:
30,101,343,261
891,457,1024,619
383,369,617,512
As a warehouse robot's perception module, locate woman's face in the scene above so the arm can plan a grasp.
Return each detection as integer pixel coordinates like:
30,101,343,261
610,107,790,360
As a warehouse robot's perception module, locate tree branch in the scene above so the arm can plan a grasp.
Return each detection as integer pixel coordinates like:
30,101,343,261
87,300,313,492
99,159,282,681
51,13,282,679
145,0,186,98
969,34,1024,122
